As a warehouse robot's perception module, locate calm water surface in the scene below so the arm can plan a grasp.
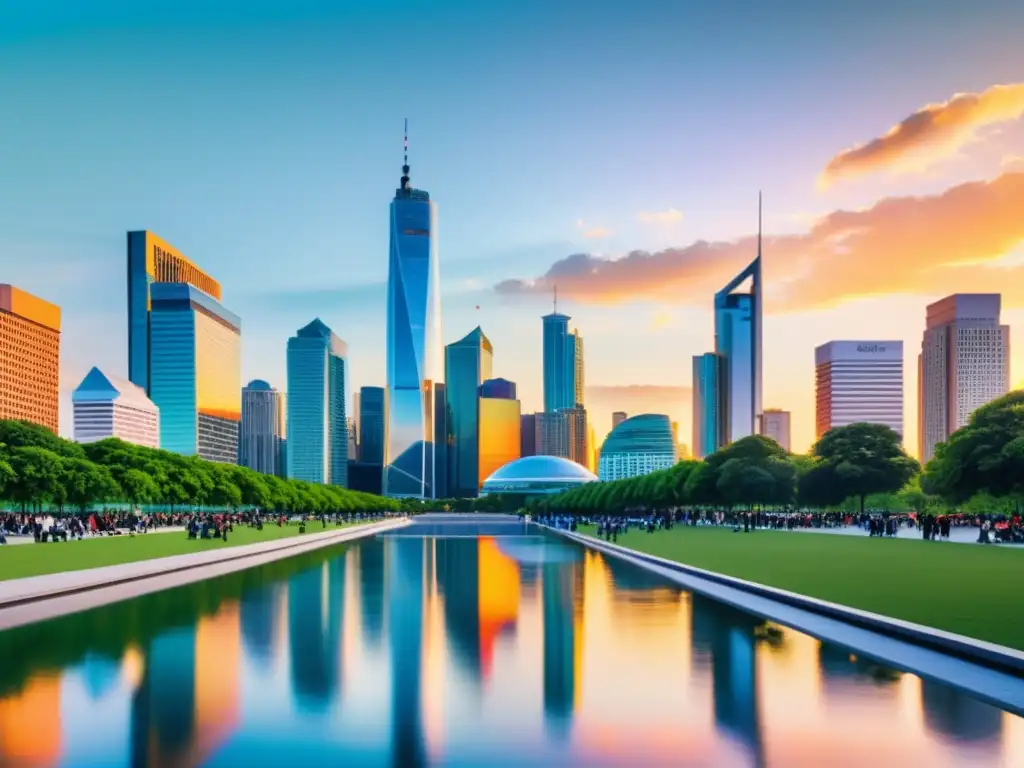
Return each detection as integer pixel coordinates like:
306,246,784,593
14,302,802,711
1,529,1022,767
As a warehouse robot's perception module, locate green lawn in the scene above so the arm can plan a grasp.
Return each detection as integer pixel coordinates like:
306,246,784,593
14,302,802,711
0,522,354,582
580,524,1024,650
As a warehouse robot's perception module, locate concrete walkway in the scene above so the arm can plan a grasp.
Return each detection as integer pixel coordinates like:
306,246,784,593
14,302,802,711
0,517,409,632
2,526,187,546
790,524,1024,547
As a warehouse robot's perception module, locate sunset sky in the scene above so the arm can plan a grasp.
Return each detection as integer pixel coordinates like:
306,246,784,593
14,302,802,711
2,1,1023,455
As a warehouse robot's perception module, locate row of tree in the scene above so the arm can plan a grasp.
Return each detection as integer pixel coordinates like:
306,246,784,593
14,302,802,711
542,391,1024,516
0,420,401,515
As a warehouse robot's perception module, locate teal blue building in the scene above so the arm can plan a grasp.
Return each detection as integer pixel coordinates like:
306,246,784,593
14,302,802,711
445,327,492,498
286,318,349,486
597,413,677,481
692,352,724,459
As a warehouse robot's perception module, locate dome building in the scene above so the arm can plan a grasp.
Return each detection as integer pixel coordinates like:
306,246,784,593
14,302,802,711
481,455,597,498
597,413,677,481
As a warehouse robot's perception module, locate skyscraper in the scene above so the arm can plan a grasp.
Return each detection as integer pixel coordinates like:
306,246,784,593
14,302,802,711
286,319,348,486
0,285,60,432
758,409,791,451
73,367,159,449
612,411,628,430
240,380,286,476
919,294,1009,462
692,352,724,459
149,283,241,463
445,327,493,497
569,329,585,408
520,413,537,457
478,378,521,489
714,197,763,444
127,231,221,395
535,407,587,466
385,122,442,498
815,341,903,441
543,300,574,412
359,386,387,466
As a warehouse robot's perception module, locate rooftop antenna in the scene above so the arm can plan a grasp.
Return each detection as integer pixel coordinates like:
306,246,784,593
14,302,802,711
400,118,410,191
553,284,558,314
757,190,763,260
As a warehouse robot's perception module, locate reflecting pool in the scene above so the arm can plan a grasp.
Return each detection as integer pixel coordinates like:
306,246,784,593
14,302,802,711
1,530,1022,767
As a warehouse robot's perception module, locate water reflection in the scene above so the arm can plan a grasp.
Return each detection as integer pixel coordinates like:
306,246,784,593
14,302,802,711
0,533,1021,767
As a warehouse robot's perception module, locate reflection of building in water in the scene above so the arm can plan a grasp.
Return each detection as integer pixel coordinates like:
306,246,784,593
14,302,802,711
359,540,387,648
79,653,122,700
129,601,241,767
0,675,62,767
477,536,520,680
817,643,902,698
920,680,1003,745
689,595,764,762
436,538,482,680
240,584,280,664
541,560,580,738
388,536,427,767
287,559,345,712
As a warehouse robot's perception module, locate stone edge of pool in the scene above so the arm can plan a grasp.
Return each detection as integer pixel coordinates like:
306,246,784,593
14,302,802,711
546,527,1024,677
0,518,411,632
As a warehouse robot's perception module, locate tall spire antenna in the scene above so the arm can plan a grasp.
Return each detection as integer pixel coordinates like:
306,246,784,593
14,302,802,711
757,190,763,259
400,118,410,191
554,284,558,314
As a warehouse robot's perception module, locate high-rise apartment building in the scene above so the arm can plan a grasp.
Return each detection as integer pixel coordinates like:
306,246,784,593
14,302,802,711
149,283,241,463
758,408,791,451
359,386,387,466
478,378,521,489
520,413,537,457
385,124,442,498
286,319,348,486
127,231,221,395
445,327,493,497
0,285,60,432
919,295,1009,462
569,329,585,408
692,352,724,459
713,198,763,445
612,411,627,429
72,367,159,448
239,380,286,476
815,341,903,442
535,407,587,466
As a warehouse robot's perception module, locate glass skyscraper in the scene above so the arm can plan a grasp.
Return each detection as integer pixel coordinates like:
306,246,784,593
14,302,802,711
542,311,573,412
713,200,763,444
127,231,221,395
149,283,241,463
693,352,724,459
445,327,493,498
240,379,286,476
359,386,387,466
478,378,521,489
385,129,443,498
286,319,349,486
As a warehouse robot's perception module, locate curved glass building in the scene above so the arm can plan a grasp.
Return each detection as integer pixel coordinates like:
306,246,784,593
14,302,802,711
597,413,677,481
481,455,597,497
385,128,443,498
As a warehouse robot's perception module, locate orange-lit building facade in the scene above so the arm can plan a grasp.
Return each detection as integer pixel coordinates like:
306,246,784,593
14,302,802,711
0,284,61,432
128,231,222,395
477,395,521,490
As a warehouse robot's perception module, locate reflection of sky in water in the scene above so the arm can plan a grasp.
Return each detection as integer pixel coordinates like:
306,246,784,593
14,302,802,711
0,529,1022,767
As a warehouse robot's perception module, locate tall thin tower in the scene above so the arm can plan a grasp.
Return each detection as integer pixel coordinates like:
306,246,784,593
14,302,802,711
384,120,443,497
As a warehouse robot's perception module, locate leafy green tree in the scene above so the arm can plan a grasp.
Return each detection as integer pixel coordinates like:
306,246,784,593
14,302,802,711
63,458,120,512
7,446,63,512
118,468,161,507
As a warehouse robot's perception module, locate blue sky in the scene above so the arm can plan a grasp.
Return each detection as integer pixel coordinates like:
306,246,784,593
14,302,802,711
2,1,1023,449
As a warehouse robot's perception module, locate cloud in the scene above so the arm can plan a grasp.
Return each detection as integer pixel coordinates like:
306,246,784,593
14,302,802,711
1002,154,1024,170
638,208,683,224
820,83,1024,187
582,226,613,239
495,171,1024,312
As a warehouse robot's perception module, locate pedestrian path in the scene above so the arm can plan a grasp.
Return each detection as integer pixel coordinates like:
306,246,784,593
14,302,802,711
791,524,1023,547
3,526,186,546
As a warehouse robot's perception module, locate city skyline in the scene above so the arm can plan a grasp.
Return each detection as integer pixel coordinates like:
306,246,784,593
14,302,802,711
3,4,1024,456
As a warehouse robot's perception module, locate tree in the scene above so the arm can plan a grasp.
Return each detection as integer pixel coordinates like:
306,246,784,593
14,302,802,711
118,468,161,507
7,446,63,512
63,458,120,512
800,422,919,515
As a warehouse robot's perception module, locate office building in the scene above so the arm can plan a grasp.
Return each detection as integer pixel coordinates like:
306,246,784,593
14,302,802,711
598,413,677,481
359,386,387,465
385,123,443,498
520,413,537,457
612,411,627,430
127,231,221,395
542,307,573,412
240,380,286,476
535,407,587,466
569,329,585,407
815,341,904,442
919,295,1009,461
478,378,521,492
72,366,159,448
434,382,449,498
287,319,348,486
149,283,241,463
758,408,791,451
692,352,724,459
445,327,493,497
0,285,60,432
713,197,763,444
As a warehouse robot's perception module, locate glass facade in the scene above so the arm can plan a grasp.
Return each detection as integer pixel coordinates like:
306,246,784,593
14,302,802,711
127,231,221,395
359,386,387,466
478,397,521,492
240,380,286,476
542,313,573,412
445,327,493,498
480,455,597,497
714,256,762,444
597,413,677,481
385,180,442,498
480,377,517,400
286,319,349,486
149,283,241,463
692,352,724,459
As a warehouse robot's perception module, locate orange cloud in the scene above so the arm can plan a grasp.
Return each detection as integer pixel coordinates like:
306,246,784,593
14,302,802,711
495,171,1024,312
821,83,1024,187
583,226,613,239
638,208,683,224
